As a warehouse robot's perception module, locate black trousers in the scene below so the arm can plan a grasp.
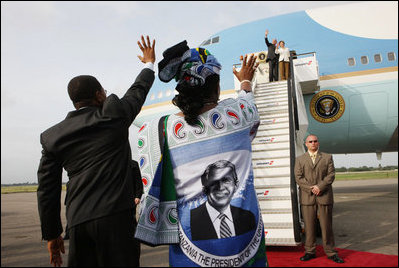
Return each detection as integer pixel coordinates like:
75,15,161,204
67,209,140,267
268,59,279,82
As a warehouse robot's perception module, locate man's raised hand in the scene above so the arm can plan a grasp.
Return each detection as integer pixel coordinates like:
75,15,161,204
137,35,156,63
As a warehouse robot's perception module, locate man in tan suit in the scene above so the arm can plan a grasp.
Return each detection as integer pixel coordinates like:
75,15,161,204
294,134,344,263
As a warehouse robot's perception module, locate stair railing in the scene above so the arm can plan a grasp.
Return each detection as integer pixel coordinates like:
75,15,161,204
288,50,302,243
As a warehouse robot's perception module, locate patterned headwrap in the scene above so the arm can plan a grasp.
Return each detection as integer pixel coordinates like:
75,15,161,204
158,40,222,88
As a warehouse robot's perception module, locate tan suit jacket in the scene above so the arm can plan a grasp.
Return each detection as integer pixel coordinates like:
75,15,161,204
294,151,335,205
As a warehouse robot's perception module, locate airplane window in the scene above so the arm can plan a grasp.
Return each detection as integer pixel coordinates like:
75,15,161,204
166,89,172,97
360,56,369,65
387,52,396,61
347,57,355,66
150,94,155,101
157,92,163,99
374,54,382,63
201,39,211,46
212,36,219,44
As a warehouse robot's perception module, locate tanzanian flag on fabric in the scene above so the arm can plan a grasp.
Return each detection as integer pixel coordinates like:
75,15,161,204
135,91,267,267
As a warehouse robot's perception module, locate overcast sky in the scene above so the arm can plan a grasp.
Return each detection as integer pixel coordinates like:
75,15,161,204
1,1,397,184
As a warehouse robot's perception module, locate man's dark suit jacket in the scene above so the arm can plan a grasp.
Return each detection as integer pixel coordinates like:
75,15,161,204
190,202,256,241
264,37,278,61
131,159,144,199
37,68,154,240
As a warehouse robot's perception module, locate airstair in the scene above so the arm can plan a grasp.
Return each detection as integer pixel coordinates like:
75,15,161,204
251,80,301,246
233,51,317,246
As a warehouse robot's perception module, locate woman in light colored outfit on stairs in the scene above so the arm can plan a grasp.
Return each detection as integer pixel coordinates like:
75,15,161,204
275,40,290,80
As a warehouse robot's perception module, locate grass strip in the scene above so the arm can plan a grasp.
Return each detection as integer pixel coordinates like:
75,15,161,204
1,171,397,194
335,171,398,180
1,185,66,194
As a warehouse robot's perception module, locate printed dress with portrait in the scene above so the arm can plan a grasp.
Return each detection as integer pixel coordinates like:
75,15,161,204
135,90,267,267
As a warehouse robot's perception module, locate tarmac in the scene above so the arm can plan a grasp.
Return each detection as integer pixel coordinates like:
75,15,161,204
1,178,397,267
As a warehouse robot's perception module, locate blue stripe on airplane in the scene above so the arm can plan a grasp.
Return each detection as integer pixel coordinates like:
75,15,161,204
143,10,398,107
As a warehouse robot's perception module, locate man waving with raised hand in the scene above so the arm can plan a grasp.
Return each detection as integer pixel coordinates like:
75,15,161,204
37,35,156,267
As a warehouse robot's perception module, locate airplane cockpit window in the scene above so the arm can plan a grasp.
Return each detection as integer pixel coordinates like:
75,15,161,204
211,36,219,44
200,36,220,46
201,39,211,46
360,56,369,65
374,54,382,63
347,57,355,66
387,52,396,61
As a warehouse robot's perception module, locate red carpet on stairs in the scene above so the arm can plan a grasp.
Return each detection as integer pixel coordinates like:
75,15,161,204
266,245,398,267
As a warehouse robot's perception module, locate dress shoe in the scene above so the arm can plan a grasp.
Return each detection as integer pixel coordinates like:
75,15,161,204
300,253,316,261
328,254,344,263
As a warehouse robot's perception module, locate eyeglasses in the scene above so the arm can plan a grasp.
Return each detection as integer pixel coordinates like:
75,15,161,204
308,140,318,143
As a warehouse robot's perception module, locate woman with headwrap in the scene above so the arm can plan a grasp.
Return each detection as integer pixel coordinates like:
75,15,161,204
135,41,268,267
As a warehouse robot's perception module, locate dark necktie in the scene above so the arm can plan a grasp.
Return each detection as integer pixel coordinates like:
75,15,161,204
218,213,232,238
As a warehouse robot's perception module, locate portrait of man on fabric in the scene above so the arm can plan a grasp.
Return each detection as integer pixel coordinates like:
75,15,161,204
190,160,256,241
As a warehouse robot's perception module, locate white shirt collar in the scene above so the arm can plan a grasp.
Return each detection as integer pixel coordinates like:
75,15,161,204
205,201,233,223
78,106,89,111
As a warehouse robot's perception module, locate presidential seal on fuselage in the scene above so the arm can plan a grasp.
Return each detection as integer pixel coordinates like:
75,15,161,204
310,90,345,123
